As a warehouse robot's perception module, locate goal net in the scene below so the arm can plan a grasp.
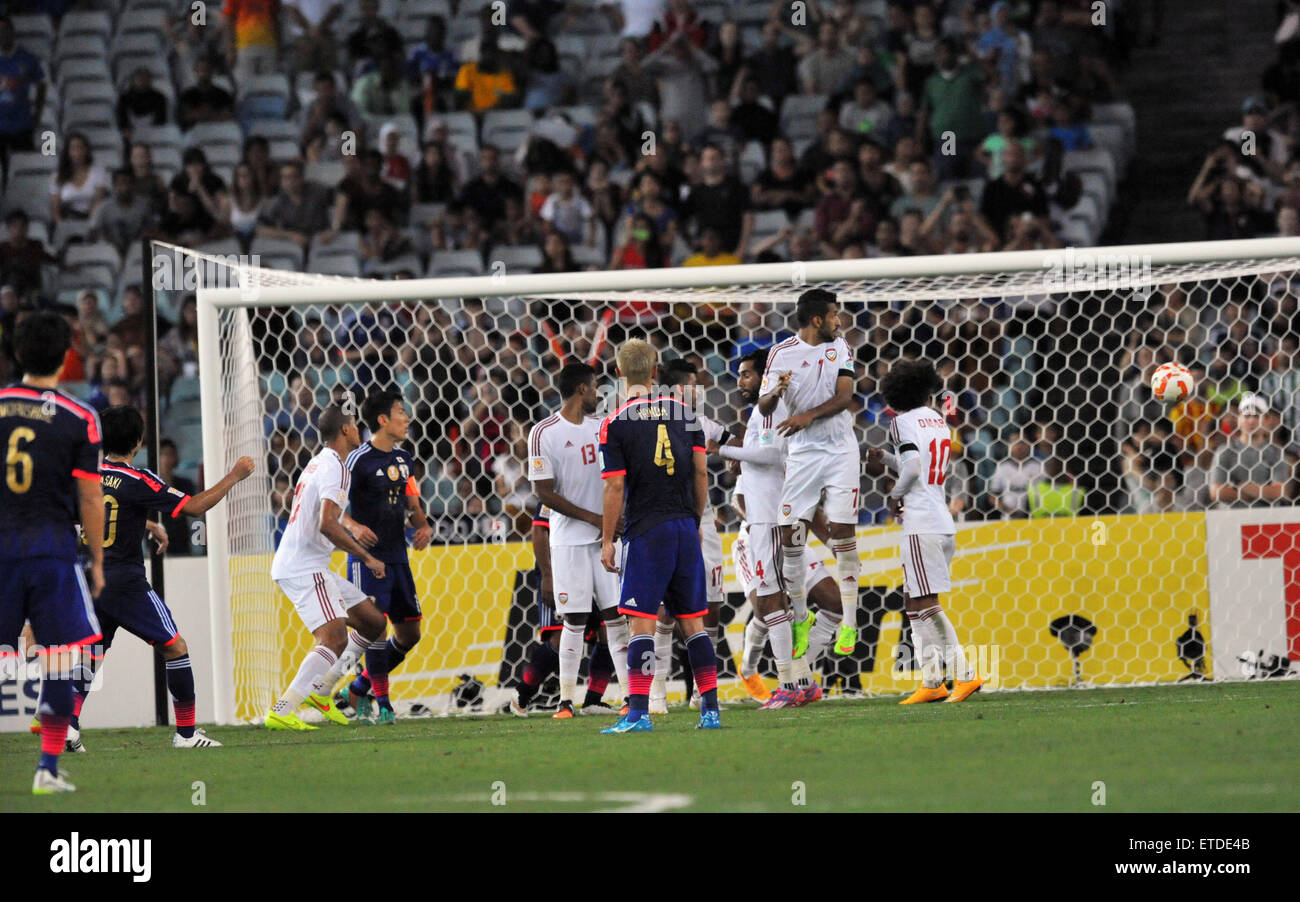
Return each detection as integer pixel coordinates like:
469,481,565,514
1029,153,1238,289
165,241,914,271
184,238,1300,725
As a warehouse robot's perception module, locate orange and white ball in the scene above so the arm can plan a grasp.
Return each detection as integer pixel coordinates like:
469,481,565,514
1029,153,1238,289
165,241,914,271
1150,362,1195,403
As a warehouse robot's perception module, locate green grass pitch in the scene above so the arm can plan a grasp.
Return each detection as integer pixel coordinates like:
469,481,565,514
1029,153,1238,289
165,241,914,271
5,681,1298,813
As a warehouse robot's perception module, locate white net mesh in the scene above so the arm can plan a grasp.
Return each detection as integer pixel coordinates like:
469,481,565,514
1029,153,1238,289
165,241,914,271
185,242,1300,722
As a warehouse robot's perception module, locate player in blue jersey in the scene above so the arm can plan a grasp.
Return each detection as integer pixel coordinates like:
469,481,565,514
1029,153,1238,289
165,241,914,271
336,390,433,724
598,338,720,733
70,406,254,748
1,312,105,794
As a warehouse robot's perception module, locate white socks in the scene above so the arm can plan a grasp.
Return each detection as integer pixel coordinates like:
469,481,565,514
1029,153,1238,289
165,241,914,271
762,608,794,689
781,542,808,622
651,621,673,702
602,614,631,695
311,630,370,697
831,536,859,631
275,645,336,714
558,622,585,704
932,607,973,681
741,616,769,678
909,605,945,688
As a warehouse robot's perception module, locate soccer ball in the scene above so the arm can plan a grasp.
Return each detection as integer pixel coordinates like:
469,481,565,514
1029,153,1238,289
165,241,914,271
1150,362,1194,403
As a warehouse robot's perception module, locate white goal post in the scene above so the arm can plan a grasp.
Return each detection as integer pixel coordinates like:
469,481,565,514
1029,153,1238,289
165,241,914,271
190,236,1300,725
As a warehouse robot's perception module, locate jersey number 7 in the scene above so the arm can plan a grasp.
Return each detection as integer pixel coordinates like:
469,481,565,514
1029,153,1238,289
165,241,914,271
653,424,675,475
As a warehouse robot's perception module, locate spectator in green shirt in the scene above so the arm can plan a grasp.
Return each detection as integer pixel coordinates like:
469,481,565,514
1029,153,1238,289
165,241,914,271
921,38,985,180
1028,457,1084,518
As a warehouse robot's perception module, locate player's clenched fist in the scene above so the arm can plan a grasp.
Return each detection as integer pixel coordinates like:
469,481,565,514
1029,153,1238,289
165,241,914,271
601,540,620,573
774,371,792,396
411,524,433,550
232,456,256,480
364,556,386,580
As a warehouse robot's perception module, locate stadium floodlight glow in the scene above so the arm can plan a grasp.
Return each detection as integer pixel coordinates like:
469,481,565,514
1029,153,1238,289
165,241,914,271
182,236,1300,724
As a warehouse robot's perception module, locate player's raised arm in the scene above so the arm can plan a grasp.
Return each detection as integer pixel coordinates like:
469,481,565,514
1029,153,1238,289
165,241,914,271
180,456,256,516
757,369,791,417
77,477,106,598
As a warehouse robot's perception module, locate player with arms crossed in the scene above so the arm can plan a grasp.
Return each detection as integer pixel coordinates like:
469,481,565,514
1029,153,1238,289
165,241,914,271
759,288,862,658
878,359,983,704
265,405,391,730
1,312,104,793
75,406,253,748
528,363,631,718
336,390,433,724
599,339,720,733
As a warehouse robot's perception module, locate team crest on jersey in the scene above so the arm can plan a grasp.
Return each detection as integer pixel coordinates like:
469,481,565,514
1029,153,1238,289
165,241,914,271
825,348,837,362
386,465,400,481
782,504,791,516
558,592,568,605
532,458,544,470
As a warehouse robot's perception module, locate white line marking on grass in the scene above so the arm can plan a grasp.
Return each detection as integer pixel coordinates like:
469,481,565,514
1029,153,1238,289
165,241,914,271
448,791,693,811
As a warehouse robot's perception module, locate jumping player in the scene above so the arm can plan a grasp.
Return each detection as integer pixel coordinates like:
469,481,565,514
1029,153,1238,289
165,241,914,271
878,359,983,704
599,338,719,732
527,362,630,718
337,390,433,724
265,405,390,730
759,288,862,658
1,312,104,793
78,405,253,748
714,349,831,706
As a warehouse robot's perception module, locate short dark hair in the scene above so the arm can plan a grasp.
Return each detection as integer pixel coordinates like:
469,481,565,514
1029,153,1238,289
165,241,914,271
795,288,837,326
739,348,769,374
14,311,71,377
557,362,595,398
101,405,145,456
880,358,942,412
6,208,29,226
181,147,208,168
160,438,178,455
362,389,404,432
661,357,698,388
318,404,353,442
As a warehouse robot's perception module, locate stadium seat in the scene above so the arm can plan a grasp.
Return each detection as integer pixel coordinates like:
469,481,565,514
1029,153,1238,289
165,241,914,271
780,95,828,143
62,99,116,131
310,231,362,262
482,109,535,154
13,14,54,50
238,75,291,128
305,161,345,187
64,79,118,106
196,238,243,258
6,151,55,181
427,249,485,277
1063,149,1118,197
184,121,246,151
399,0,453,42
150,145,184,184
1059,217,1093,248
133,123,184,152
750,209,790,246
312,256,362,277
366,255,424,278
266,139,299,164
115,8,169,44
736,0,772,26
170,377,202,405
66,240,122,273
555,104,599,130
489,244,544,273
1088,122,1130,168
739,140,767,184
54,34,107,71
364,114,420,155
571,243,606,268
200,143,243,170
248,120,301,143
57,10,112,44
250,236,306,270
56,58,112,92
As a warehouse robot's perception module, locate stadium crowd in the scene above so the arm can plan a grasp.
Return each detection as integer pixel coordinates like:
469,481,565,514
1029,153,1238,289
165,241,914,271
3,0,1287,550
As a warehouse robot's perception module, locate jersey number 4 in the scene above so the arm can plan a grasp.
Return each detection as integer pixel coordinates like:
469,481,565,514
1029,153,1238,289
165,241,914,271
927,438,951,485
653,424,675,475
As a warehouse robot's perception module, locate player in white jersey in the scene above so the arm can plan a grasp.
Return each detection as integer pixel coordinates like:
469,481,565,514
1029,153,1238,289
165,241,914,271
265,405,391,730
877,359,983,704
714,348,824,706
647,358,728,712
527,362,631,718
759,288,862,660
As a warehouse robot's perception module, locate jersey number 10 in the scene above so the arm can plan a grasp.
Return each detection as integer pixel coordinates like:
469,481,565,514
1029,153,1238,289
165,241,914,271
927,438,951,485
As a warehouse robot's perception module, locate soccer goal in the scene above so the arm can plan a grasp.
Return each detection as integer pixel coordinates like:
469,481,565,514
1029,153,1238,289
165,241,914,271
182,237,1300,725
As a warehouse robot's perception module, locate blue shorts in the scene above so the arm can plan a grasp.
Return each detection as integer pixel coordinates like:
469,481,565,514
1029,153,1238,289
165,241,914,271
0,555,101,654
94,570,179,652
348,558,421,622
618,517,707,621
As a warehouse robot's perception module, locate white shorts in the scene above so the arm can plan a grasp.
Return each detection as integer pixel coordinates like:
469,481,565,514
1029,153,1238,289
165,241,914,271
901,533,955,598
700,513,723,604
277,570,370,634
552,542,621,615
779,446,861,525
735,524,838,597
